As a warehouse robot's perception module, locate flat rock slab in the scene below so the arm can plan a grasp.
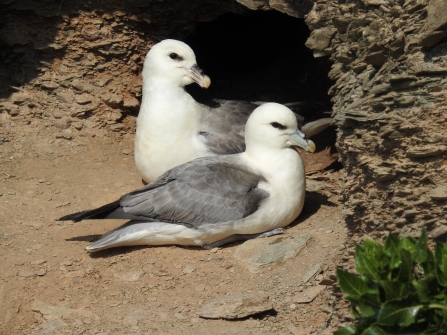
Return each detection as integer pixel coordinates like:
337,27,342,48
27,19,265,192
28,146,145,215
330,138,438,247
430,225,447,238
301,264,322,284
406,145,446,158
31,300,99,321
31,300,72,320
30,319,66,335
123,310,147,326
197,292,272,319
234,234,310,273
113,270,145,281
429,186,447,200
294,285,326,303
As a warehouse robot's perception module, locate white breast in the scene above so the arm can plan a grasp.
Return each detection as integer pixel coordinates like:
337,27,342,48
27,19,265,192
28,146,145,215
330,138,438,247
232,149,306,234
134,84,212,182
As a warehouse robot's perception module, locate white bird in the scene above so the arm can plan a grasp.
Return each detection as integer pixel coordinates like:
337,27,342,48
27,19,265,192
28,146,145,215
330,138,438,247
60,103,315,251
134,39,333,183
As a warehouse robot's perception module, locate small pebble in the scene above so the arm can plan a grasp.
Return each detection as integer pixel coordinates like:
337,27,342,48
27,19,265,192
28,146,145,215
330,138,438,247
31,260,47,265
183,265,196,274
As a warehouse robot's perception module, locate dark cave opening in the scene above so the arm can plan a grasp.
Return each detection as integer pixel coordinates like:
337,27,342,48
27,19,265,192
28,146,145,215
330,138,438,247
184,10,333,117
184,10,339,162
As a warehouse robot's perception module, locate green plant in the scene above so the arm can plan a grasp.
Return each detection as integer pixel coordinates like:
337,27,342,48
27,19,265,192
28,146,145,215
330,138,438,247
335,229,447,335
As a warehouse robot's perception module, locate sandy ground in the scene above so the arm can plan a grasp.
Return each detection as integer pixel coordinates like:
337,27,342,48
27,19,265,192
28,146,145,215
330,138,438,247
0,115,349,335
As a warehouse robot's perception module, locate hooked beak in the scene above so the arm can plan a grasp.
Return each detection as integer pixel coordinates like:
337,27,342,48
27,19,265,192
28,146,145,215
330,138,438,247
288,129,316,153
184,64,211,88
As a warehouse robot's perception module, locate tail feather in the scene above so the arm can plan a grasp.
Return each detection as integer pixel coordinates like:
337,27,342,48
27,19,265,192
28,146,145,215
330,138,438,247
58,200,122,222
301,118,334,138
85,222,140,251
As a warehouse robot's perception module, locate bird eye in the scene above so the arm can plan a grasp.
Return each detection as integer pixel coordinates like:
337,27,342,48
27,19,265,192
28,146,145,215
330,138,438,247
271,122,286,130
169,53,179,60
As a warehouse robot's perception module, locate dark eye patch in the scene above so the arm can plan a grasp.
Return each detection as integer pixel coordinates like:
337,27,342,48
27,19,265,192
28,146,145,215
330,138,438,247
270,122,286,130
169,53,184,61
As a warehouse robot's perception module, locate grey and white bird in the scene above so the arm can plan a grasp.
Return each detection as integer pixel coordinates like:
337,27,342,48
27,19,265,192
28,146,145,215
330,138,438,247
60,103,315,251
134,39,333,183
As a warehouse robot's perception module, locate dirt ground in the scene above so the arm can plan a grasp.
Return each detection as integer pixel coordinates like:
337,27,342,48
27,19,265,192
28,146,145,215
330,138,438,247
0,113,350,335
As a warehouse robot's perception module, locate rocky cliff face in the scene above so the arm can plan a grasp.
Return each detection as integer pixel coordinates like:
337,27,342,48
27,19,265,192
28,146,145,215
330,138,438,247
1,0,446,240
304,0,447,241
0,0,248,138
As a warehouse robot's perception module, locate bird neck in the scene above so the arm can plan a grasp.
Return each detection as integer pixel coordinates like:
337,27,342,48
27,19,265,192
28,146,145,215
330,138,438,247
134,79,208,182
142,76,185,97
243,147,305,183
138,80,203,132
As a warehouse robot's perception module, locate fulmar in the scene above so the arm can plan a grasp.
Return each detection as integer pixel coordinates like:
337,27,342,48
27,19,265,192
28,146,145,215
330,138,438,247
134,39,333,183
59,103,315,251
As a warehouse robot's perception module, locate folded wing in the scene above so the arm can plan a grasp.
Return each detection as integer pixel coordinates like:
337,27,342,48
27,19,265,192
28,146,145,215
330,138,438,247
59,156,269,228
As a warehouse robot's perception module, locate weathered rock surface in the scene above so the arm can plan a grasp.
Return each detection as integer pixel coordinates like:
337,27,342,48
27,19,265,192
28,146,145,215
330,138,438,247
305,0,447,243
234,234,310,273
31,300,99,321
294,285,326,303
430,225,447,238
418,0,447,47
30,319,66,335
0,0,250,136
305,27,337,53
235,0,312,18
197,292,273,319
113,270,146,281
429,186,447,200
301,264,322,284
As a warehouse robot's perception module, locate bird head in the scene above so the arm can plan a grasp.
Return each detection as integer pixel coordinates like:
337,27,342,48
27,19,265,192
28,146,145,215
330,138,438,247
143,39,211,89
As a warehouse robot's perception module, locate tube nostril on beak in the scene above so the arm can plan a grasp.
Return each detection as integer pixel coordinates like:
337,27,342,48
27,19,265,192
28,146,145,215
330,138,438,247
192,64,205,75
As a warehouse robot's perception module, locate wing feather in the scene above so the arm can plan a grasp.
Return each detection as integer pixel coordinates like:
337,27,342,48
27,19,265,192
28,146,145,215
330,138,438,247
199,100,331,155
121,156,269,227
200,100,253,155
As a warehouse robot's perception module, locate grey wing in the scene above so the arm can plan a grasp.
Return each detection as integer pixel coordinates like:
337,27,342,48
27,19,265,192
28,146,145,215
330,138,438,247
301,118,334,138
283,102,334,137
200,100,255,155
120,156,269,227
200,100,330,155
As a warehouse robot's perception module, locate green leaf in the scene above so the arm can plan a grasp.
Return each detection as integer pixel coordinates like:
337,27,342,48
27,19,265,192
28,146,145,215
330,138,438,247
415,229,428,263
335,232,447,335
357,301,376,317
420,322,447,335
377,302,422,326
363,291,382,306
337,268,372,299
380,280,409,301
349,292,381,311
385,235,402,272
384,233,399,256
421,329,446,335
334,325,357,335
420,250,436,277
397,248,414,283
361,325,393,335
351,306,362,318
355,243,382,281
399,236,417,256
436,243,447,286
413,277,437,303
429,303,447,317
